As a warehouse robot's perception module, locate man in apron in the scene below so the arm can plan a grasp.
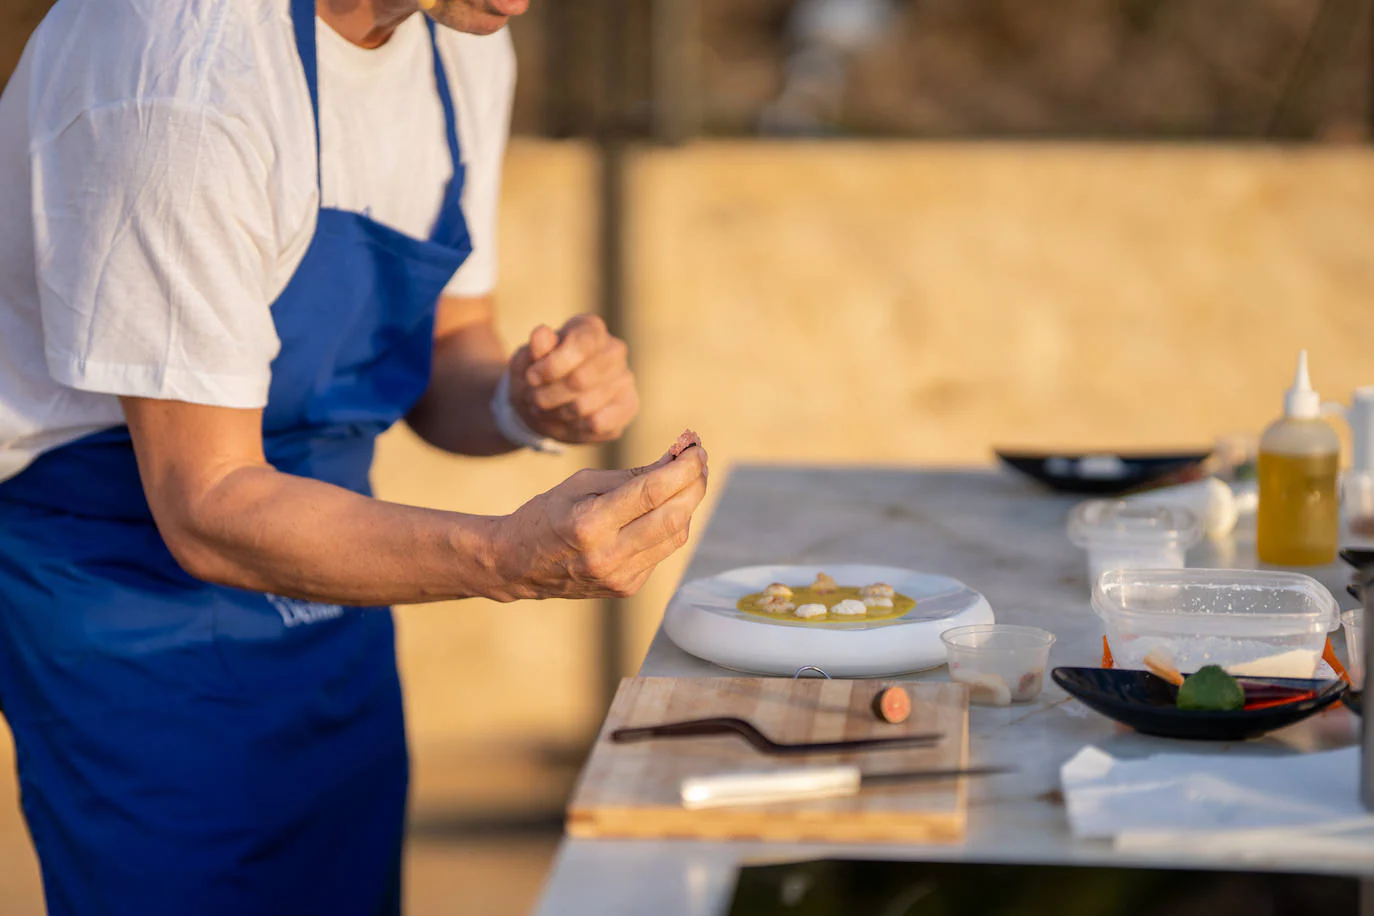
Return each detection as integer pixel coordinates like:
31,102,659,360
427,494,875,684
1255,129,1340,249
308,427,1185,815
0,1,708,913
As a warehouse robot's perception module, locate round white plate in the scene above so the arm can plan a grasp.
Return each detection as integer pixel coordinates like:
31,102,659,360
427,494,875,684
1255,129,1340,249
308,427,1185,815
663,563,995,678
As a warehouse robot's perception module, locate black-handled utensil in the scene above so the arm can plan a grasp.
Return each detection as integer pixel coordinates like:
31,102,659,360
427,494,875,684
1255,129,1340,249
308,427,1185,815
610,716,941,756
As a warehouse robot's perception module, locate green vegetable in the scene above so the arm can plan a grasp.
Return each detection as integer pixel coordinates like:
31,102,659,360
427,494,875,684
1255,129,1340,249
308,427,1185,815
1176,665,1245,711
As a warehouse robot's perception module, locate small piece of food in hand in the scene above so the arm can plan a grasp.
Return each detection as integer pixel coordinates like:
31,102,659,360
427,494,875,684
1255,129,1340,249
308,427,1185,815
1176,665,1245,711
831,599,867,617
669,428,701,459
758,595,795,614
859,583,894,599
794,603,827,619
762,583,792,599
872,686,911,724
862,595,894,609
811,572,838,594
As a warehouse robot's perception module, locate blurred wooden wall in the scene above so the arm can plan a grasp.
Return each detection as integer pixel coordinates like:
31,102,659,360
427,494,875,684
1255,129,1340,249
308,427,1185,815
619,141,1374,659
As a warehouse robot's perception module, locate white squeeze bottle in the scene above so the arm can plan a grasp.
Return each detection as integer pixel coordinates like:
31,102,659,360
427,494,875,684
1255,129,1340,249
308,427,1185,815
1257,351,1341,566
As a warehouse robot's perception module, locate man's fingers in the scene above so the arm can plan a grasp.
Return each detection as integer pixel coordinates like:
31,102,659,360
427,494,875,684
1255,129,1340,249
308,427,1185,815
562,466,637,498
616,475,706,554
612,527,693,593
581,384,638,440
593,488,702,597
526,315,608,386
530,343,628,412
528,324,558,362
508,343,534,384
593,447,706,527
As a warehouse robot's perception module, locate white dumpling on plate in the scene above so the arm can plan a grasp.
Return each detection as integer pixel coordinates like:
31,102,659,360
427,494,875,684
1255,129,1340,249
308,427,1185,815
831,599,868,617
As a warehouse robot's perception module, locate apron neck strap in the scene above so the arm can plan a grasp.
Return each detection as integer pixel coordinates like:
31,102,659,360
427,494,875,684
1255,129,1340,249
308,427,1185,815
288,1,465,194
289,0,323,190
424,18,465,171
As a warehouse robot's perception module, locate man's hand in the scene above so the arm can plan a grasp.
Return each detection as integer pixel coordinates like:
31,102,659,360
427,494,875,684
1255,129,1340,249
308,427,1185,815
507,315,639,444
489,434,708,601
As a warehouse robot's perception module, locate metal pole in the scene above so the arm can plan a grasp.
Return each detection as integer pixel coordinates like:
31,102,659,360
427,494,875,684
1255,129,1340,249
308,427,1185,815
651,0,702,143
596,0,630,714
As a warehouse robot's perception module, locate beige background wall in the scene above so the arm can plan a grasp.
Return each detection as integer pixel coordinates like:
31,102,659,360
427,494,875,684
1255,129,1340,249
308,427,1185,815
2,135,1372,910
621,142,1374,660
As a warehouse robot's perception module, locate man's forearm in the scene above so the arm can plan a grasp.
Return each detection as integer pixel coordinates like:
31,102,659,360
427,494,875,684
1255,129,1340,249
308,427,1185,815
406,332,516,455
166,463,514,605
406,297,522,456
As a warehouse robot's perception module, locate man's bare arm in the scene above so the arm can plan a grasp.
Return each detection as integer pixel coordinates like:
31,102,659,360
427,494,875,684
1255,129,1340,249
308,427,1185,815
121,396,708,604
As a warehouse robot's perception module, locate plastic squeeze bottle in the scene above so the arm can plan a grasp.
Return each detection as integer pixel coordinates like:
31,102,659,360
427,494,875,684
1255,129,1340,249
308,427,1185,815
1257,351,1341,565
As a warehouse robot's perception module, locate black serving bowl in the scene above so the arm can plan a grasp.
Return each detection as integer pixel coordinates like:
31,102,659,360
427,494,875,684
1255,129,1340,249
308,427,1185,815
995,450,1210,496
1052,667,1347,741
1340,548,1374,570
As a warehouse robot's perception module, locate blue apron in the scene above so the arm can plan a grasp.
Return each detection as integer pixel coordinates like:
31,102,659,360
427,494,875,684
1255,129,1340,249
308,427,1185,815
0,2,472,912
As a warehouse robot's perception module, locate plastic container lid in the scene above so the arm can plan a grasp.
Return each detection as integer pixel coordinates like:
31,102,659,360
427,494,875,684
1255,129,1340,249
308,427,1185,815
1067,500,1202,550
1092,567,1341,635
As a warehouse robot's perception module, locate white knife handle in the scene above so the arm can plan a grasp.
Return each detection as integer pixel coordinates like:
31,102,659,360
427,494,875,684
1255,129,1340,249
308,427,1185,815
680,766,862,809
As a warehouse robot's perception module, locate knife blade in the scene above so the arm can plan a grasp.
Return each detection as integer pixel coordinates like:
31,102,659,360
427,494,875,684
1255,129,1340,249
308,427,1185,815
679,763,1012,809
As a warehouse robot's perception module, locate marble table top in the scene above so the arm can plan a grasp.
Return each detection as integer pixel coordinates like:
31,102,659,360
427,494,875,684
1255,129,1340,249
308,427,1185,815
534,465,1366,916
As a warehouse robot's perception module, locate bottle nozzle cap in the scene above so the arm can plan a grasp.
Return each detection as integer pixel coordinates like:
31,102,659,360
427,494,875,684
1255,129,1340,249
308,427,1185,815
1284,349,1321,419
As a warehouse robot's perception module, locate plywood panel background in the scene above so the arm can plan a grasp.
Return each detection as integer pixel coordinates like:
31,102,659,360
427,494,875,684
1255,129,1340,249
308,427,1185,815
622,141,1374,664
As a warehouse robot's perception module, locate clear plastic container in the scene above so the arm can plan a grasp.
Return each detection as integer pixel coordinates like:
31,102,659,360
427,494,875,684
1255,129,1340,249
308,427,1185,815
1343,608,1364,688
1344,471,1374,543
1067,500,1202,586
1093,568,1340,678
941,625,1056,707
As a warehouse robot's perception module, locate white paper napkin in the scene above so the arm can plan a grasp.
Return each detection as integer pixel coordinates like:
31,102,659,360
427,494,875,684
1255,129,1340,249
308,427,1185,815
1061,745,1374,860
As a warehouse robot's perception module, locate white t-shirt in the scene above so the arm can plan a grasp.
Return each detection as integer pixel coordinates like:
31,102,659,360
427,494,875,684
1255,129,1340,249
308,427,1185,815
0,0,514,483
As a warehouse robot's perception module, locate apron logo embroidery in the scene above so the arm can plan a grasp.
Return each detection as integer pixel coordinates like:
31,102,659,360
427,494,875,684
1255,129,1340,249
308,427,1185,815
266,594,345,628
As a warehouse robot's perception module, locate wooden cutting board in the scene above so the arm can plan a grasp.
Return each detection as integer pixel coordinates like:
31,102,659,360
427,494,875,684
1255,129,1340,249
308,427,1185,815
566,676,970,844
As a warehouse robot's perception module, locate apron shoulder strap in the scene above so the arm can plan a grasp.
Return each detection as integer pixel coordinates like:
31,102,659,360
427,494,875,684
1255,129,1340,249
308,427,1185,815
289,0,324,191
424,18,465,172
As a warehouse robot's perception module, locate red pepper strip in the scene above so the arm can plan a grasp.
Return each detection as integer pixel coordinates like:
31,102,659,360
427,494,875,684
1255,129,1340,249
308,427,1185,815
1237,681,1322,711
1323,637,1350,684
1244,692,1318,711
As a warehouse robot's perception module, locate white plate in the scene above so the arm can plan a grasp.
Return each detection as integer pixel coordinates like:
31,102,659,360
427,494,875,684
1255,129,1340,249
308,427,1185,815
663,563,995,678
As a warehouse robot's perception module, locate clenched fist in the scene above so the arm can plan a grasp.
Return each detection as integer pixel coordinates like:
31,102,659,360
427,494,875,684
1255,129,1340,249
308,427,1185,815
508,315,638,444
488,433,708,601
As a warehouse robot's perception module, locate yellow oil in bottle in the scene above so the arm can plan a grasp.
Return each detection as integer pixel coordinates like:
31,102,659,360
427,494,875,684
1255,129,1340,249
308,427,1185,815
1256,450,1339,566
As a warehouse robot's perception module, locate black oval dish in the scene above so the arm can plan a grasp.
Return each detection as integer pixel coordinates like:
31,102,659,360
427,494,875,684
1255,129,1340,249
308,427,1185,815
1344,690,1362,716
994,450,1210,496
1340,548,1374,570
1052,667,1347,741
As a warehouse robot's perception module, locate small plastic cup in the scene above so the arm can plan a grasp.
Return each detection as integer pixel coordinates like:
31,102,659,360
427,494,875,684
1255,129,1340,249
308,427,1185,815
1343,608,1364,688
1068,500,1201,586
941,624,1056,707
